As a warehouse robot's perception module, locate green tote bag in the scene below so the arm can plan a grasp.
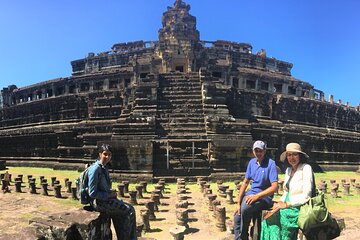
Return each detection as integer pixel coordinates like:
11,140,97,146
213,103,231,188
298,191,330,233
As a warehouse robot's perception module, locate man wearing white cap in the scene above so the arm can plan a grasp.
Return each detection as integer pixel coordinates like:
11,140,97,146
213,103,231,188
234,140,278,240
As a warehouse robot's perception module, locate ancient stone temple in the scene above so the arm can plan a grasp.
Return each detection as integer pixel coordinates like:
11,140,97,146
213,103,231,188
1,0,359,177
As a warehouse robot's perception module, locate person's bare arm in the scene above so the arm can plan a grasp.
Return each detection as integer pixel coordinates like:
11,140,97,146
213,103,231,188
235,178,250,215
244,181,278,205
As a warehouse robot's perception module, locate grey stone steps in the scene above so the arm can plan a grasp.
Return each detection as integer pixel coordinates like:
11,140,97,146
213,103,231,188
157,109,204,116
160,91,201,95
134,98,157,104
159,121,206,127
132,105,157,109
156,73,207,141
157,105,203,111
161,86,201,91
113,123,155,128
158,100,203,106
161,83,201,88
163,133,207,138
132,110,157,115
157,108,204,113
113,122,156,134
160,78,201,83
162,129,207,135
162,128,206,133
160,81,200,84
157,102,203,108
160,97,202,103
157,117,205,123
158,115,205,120
157,109,204,115
157,102,202,107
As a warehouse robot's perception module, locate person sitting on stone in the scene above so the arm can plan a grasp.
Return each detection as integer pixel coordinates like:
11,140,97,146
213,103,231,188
88,144,137,240
234,140,279,240
260,143,314,240
2,171,10,193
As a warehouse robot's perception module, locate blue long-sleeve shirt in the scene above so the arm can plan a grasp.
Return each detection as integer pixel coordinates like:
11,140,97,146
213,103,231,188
87,160,112,200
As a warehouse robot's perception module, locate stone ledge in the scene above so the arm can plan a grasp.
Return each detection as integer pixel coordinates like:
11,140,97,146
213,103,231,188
3,208,112,240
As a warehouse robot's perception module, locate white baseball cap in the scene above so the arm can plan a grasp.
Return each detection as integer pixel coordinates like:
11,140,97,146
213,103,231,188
253,140,266,150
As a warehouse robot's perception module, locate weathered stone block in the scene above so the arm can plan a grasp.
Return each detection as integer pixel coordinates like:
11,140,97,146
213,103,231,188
27,209,112,240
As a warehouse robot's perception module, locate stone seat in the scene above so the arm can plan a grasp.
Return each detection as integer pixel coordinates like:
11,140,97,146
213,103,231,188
17,207,113,240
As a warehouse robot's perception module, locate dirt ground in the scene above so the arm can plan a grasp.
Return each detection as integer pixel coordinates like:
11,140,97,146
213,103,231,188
0,182,359,240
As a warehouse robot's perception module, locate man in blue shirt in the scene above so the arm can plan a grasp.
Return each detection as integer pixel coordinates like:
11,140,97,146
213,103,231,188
233,140,278,240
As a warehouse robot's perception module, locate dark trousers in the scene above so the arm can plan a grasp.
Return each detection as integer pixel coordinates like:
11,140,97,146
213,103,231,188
1,180,9,192
94,198,137,240
234,196,269,240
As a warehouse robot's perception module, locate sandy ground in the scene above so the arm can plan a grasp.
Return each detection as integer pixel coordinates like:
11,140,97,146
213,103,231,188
0,182,359,240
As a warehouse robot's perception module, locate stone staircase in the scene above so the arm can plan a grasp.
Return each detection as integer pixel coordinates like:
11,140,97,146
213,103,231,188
112,75,158,137
157,72,207,139
154,72,210,175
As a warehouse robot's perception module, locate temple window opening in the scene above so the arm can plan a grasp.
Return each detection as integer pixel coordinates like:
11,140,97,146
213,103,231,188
288,86,296,95
80,83,89,92
246,80,256,89
261,82,269,91
274,83,282,93
232,78,239,88
212,72,222,78
94,81,103,91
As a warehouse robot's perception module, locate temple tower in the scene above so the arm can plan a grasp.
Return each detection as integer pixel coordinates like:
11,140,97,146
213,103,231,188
157,0,200,73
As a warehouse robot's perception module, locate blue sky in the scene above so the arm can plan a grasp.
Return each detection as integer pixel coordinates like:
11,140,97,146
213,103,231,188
1,0,359,106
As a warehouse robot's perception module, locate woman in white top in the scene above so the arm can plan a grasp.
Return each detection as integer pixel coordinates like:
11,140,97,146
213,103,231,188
260,143,314,240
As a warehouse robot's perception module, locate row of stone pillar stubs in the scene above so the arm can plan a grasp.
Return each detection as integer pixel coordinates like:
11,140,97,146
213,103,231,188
195,177,360,239
267,178,360,201
125,177,218,240
116,178,166,238
169,178,189,240
198,177,237,236
1,173,76,198
0,173,165,238
317,178,360,198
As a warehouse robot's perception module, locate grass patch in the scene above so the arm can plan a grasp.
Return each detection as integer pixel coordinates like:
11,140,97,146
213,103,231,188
21,212,36,221
37,205,52,212
54,198,83,208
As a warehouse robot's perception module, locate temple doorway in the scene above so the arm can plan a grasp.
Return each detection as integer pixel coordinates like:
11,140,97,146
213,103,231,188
175,65,184,72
